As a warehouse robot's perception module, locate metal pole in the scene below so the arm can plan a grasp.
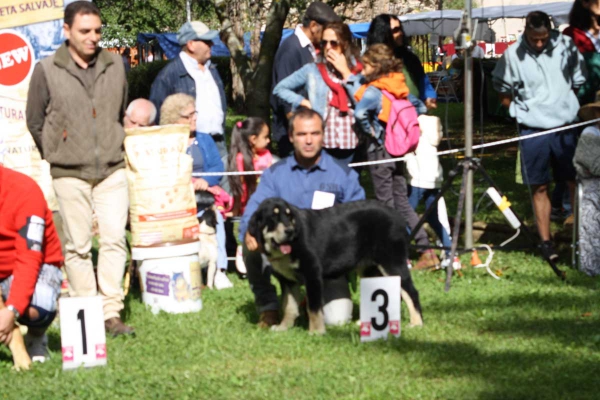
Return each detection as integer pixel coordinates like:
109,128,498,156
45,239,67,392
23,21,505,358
464,0,474,250
186,0,191,22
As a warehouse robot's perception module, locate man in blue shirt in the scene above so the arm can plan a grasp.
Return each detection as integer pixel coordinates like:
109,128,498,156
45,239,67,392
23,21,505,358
240,107,365,328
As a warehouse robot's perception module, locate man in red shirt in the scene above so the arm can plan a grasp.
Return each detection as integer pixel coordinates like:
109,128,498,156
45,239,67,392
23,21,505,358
0,163,63,363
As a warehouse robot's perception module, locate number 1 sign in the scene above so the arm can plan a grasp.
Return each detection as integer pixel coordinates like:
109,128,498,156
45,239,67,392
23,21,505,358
59,296,107,370
359,276,401,342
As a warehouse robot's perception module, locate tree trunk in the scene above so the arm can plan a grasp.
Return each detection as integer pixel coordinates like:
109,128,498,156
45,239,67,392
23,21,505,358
213,0,290,122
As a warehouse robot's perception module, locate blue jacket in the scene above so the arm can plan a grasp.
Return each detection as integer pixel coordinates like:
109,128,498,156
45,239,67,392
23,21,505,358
273,63,355,120
149,54,227,131
492,31,587,129
239,151,365,240
270,33,314,141
187,132,224,187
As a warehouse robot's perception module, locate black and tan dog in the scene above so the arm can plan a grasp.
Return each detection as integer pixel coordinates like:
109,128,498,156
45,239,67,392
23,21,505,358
0,287,31,370
248,197,423,334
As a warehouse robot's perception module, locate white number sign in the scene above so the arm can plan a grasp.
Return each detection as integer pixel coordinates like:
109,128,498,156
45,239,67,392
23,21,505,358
359,276,401,342
59,296,107,370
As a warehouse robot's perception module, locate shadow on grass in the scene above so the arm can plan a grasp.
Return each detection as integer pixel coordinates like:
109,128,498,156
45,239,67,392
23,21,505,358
373,338,598,398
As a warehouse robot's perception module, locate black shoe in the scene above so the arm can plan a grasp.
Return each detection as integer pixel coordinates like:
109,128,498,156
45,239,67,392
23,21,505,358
540,241,559,262
550,208,567,222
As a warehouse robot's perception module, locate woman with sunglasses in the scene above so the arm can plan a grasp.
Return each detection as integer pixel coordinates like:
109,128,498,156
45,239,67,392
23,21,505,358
367,14,437,112
273,22,362,164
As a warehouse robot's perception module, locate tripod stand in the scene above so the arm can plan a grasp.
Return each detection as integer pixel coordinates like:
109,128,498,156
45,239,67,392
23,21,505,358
408,157,566,291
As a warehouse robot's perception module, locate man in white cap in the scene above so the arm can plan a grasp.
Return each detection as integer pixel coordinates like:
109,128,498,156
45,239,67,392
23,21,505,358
150,21,228,158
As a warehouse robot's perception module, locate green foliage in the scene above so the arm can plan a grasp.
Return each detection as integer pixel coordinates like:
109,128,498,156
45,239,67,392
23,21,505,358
441,0,479,11
127,60,169,100
126,57,233,102
95,0,217,46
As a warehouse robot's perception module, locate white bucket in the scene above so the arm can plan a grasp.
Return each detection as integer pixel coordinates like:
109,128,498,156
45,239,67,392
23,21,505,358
133,241,203,315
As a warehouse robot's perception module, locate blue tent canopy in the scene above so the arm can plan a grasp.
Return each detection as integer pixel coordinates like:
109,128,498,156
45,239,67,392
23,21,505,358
137,32,253,59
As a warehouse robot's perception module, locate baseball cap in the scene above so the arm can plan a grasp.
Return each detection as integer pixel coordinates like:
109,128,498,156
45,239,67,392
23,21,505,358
304,1,341,25
177,21,219,45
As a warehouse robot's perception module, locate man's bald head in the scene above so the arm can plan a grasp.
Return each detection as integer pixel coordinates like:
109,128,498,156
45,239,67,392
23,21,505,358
124,98,157,128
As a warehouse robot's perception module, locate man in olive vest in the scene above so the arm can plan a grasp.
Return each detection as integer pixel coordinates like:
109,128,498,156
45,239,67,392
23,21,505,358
26,1,133,336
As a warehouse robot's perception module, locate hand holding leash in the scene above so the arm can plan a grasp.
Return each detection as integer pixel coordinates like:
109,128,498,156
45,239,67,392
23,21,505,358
0,308,15,345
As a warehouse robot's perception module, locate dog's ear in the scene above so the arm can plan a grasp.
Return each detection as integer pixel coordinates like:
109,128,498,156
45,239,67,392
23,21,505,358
204,207,218,229
248,203,268,249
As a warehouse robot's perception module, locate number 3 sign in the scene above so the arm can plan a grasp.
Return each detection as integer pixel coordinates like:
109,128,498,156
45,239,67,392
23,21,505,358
359,276,401,342
59,296,107,370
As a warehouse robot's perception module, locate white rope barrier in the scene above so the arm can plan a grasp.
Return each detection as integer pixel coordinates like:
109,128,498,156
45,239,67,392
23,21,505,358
192,117,600,177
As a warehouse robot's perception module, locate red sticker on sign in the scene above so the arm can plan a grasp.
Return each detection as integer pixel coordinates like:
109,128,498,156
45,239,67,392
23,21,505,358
62,346,74,362
0,31,34,87
389,320,399,335
360,321,371,337
95,343,107,359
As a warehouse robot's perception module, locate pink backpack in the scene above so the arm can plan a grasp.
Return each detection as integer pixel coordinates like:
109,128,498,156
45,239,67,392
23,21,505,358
381,90,420,156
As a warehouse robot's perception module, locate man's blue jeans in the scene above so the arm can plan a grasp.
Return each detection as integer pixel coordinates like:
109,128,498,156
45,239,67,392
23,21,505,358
407,186,452,255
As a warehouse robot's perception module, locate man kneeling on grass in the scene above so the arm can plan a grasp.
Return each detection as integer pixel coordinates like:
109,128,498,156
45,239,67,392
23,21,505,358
0,162,63,363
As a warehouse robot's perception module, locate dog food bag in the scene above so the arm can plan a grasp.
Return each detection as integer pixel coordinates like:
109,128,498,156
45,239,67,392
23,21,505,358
125,125,199,246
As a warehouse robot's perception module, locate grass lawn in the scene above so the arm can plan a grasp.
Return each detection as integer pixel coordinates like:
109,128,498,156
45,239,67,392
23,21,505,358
2,107,599,399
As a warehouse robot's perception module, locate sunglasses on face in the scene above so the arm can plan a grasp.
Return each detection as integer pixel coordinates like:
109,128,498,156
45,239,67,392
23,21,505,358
320,40,339,48
392,26,403,34
181,110,198,119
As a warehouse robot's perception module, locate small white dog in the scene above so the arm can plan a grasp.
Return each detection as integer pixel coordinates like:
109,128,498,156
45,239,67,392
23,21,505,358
198,207,219,289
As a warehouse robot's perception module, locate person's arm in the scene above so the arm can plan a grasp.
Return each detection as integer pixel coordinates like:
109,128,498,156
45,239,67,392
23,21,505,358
354,87,380,137
271,43,312,116
6,189,47,317
210,66,228,132
568,37,587,89
343,73,365,98
342,169,366,203
26,63,50,157
199,134,224,187
491,54,514,108
239,167,278,242
419,73,438,107
499,93,512,108
273,64,312,112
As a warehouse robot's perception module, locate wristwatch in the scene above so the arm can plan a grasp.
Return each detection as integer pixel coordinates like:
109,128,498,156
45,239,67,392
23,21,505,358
6,305,20,321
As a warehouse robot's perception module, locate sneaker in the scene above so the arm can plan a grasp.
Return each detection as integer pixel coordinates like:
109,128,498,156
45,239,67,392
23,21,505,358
540,241,559,262
452,256,462,270
25,333,49,363
104,317,135,337
235,245,247,277
414,249,441,270
214,270,233,290
257,310,279,329
440,256,462,270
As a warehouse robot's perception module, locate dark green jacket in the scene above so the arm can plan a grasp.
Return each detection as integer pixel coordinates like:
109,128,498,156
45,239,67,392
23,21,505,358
26,43,127,180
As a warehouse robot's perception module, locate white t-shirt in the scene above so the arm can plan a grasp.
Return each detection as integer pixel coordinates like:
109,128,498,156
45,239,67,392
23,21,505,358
179,52,224,135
